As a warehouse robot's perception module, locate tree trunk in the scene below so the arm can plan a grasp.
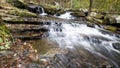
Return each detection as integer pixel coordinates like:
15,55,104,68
71,0,73,8
88,0,93,15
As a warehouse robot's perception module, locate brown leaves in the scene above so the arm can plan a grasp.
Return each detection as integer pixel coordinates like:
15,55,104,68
0,39,39,68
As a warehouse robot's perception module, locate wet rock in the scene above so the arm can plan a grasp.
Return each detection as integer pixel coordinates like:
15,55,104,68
48,49,114,68
113,43,120,51
86,23,95,27
27,4,44,14
26,63,40,68
104,26,117,32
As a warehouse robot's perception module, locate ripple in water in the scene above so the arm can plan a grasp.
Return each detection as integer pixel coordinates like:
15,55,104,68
41,21,120,67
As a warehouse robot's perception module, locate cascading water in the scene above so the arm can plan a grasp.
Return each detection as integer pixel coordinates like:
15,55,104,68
55,11,75,19
37,6,47,16
40,20,120,68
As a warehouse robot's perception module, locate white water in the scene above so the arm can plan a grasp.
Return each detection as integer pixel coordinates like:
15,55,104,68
38,6,47,16
55,12,75,19
42,21,120,67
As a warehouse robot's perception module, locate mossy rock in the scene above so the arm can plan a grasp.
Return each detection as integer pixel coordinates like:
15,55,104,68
90,12,104,19
71,11,86,17
42,5,64,15
7,7,37,17
86,16,103,24
86,16,94,22
104,26,117,32
6,0,26,9
44,7,64,15
103,15,117,25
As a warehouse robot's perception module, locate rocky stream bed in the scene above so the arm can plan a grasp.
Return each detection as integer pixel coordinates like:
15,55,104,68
0,1,120,68
0,16,120,68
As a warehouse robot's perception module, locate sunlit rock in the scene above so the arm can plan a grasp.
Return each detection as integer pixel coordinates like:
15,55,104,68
116,16,120,23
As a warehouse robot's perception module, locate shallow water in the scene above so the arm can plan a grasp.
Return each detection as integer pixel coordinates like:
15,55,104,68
32,20,120,67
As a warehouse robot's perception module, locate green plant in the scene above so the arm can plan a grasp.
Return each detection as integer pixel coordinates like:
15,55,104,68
0,23,12,50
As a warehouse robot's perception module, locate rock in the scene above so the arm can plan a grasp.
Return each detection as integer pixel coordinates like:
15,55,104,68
90,12,104,19
6,0,26,9
27,4,43,14
39,58,48,65
112,43,120,51
26,63,40,68
104,14,117,24
104,26,117,31
116,16,120,23
71,11,86,17
94,14,120,28
86,16,103,24
42,4,64,15
93,18,103,24
48,49,113,68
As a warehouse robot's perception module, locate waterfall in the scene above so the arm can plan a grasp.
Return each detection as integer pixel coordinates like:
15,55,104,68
55,11,75,19
37,6,47,16
40,21,120,67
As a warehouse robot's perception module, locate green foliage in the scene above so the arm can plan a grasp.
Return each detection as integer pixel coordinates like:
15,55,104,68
72,0,89,9
0,23,12,50
93,0,120,12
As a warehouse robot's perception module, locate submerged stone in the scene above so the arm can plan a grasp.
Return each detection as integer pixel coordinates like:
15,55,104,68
113,43,120,51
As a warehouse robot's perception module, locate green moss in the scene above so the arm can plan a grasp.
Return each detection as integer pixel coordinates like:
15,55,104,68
104,26,117,31
6,0,26,9
8,8,37,17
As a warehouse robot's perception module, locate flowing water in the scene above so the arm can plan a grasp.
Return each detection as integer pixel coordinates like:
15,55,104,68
35,20,120,67
37,6,47,16
29,11,120,67
55,11,75,19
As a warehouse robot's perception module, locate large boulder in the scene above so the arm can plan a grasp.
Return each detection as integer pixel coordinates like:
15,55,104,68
90,12,104,19
43,6,64,15
104,14,117,24
103,14,120,28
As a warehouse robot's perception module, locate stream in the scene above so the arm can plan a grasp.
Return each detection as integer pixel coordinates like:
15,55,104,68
6,7,120,68
33,19,120,68
36,11,120,68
